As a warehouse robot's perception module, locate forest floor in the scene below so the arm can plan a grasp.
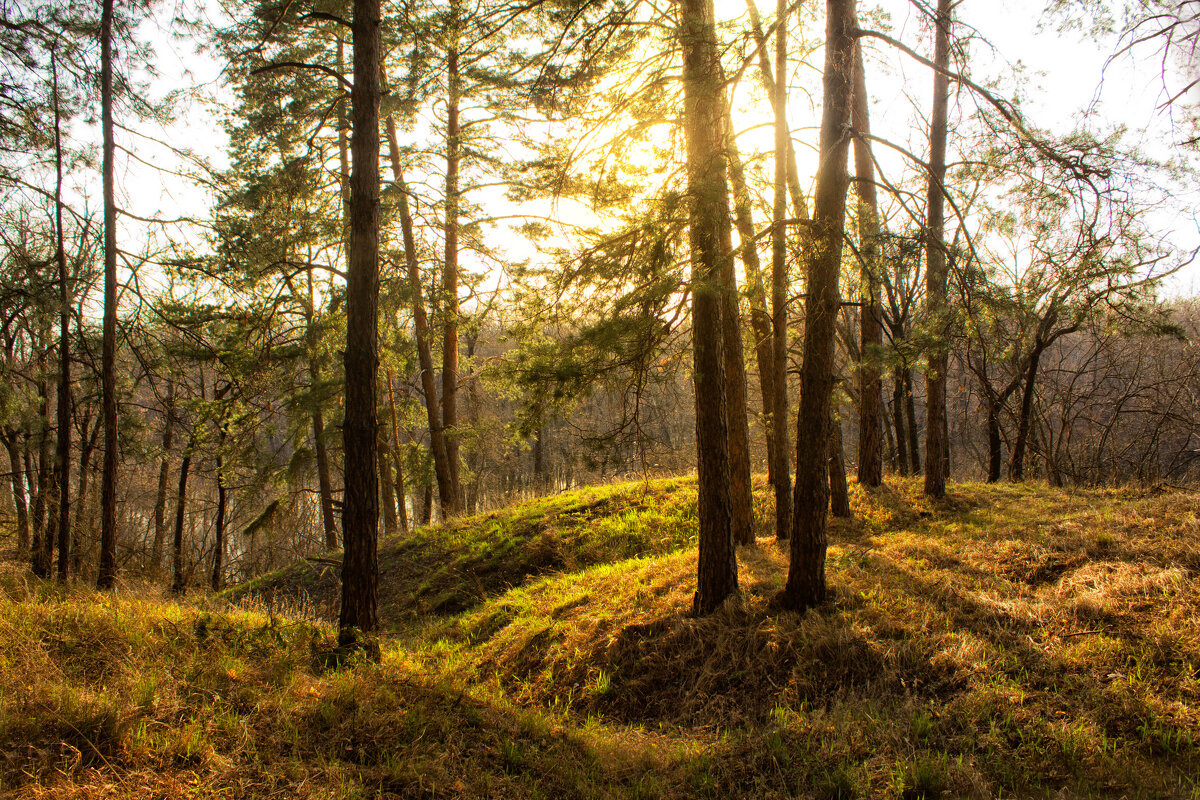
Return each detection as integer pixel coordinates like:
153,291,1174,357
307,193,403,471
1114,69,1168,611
4,477,1200,798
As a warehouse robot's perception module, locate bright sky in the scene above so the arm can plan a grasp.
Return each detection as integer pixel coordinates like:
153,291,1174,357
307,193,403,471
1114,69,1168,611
120,0,1200,294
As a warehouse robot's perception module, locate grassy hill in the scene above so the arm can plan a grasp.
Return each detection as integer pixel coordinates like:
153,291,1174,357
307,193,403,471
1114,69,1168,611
5,477,1200,798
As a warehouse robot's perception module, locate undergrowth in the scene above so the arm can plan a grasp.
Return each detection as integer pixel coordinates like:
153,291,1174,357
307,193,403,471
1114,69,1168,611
8,477,1200,798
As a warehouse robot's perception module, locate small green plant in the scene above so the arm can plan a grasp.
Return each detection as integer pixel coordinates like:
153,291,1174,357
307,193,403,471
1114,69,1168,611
815,762,858,800
893,756,946,800
502,739,526,775
593,668,612,696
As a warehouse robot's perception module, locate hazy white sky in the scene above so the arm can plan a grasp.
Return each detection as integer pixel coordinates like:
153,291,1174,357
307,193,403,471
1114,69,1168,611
121,0,1200,292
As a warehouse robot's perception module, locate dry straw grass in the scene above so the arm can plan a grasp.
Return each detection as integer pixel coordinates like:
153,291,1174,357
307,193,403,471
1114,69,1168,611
6,477,1200,798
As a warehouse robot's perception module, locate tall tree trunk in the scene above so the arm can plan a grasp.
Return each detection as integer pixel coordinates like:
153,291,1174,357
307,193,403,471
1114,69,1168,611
892,368,908,475
829,411,851,517
379,430,399,535
442,22,463,507
680,0,737,615
313,410,339,549
745,0,810,219
306,256,338,552
882,393,897,467
41,471,58,577
851,41,883,488
26,444,41,563
1010,344,1044,482
770,0,793,541
32,346,52,578
905,368,920,474
382,84,457,514
723,110,776,483
987,398,1002,482
420,482,432,525
717,157,754,547
52,52,71,580
922,0,952,499
780,0,856,613
4,433,29,554
386,371,409,531
171,429,195,596
338,0,382,652
75,415,98,577
211,427,227,591
151,382,174,573
97,0,119,589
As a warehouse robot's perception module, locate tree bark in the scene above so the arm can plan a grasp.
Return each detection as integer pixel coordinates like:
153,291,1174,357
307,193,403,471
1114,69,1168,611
1010,344,1044,481
987,397,1002,482
75,415,98,577
905,367,920,474
716,156,754,547
379,429,399,535
4,433,29,554
420,482,433,525
680,0,737,615
211,426,227,591
32,342,52,578
780,0,856,613
313,410,339,549
382,86,457,514
745,0,810,219
722,110,776,484
386,371,409,531
922,0,952,499
851,41,883,488
829,411,851,517
52,52,71,580
338,0,382,653
171,429,195,596
770,0,793,541
442,20,463,507
152,382,174,573
97,0,119,589
892,368,908,475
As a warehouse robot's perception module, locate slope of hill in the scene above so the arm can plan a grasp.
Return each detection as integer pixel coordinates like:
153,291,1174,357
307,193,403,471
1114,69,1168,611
5,477,1200,798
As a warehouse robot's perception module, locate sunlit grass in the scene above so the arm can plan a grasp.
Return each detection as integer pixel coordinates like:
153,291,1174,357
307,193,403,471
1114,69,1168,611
6,476,1200,797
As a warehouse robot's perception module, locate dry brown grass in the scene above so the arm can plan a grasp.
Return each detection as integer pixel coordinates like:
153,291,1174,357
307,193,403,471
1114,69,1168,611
6,477,1200,798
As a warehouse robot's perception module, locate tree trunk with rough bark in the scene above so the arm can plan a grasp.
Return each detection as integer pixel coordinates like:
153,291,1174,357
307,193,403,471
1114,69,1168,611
152,383,174,574
780,0,856,613
4,433,29,554
386,371,409,531
723,110,776,484
770,0,793,542
97,0,119,589
680,0,737,615
851,41,883,488
379,432,399,535
892,368,908,475
382,87,457,514
52,53,71,580
338,0,382,654
829,412,851,518
905,368,920,474
987,398,1003,482
171,429,195,596
1010,345,1044,482
32,348,52,578
922,0,952,499
442,20,463,507
211,425,227,591
717,162,754,547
